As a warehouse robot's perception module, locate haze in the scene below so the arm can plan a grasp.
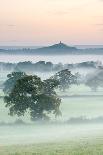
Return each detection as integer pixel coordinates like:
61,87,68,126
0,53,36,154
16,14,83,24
0,0,103,46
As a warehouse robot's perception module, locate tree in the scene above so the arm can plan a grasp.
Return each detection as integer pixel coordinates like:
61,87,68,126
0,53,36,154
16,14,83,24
4,75,61,121
3,72,26,94
74,72,82,85
85,69,103,91
15,61,33,72
43,78,59,95
53,69,77,92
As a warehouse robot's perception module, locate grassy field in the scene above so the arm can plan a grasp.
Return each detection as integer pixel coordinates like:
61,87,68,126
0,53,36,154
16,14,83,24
1,138,103,155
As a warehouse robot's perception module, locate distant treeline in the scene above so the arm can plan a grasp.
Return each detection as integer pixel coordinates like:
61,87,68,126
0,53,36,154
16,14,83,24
0,61,101,72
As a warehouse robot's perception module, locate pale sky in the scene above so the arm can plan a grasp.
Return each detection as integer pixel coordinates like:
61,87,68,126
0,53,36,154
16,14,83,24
0,0,103,46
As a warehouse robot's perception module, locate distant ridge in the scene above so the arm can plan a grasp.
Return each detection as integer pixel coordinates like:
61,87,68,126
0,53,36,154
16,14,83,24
38,41,77,50
0,42,103,55
0,42,77,55
35,41,77,54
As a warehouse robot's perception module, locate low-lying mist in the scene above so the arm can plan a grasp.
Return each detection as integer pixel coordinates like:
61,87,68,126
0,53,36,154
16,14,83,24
0,60,103,146
0,123,103,146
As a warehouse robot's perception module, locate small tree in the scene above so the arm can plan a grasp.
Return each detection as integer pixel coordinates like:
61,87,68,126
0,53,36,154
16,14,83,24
74,72,82,85
4,75,61,121
53,69,77,92
3,72,26,94
85,70,103,91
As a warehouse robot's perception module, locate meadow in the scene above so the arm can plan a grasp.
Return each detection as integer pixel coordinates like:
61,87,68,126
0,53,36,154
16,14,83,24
1,137,103,155
1,75,103,155
1,85,103,122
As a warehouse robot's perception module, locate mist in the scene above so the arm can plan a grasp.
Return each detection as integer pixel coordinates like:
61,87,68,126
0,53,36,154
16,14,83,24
0,52,103,147
0,54,103,64
1,85,103,146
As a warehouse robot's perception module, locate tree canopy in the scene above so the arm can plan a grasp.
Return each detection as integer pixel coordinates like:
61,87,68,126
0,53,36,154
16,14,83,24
4,74,61,121
3,72,26,94
52,69,77,92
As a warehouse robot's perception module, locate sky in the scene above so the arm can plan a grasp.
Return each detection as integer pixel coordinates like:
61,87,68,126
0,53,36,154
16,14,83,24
0,0,103,46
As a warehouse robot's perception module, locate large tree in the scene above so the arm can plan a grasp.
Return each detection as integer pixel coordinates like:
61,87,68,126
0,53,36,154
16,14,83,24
4,75,61,121
3,72,26,94
53,69,77,92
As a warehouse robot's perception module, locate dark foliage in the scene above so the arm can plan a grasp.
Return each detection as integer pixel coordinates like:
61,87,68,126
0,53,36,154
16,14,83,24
3,72,26,94
4,75,61,121
52,69,77,92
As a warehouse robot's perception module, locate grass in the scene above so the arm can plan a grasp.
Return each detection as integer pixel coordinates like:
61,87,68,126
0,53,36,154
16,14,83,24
1,85,103,154
1,138,103,155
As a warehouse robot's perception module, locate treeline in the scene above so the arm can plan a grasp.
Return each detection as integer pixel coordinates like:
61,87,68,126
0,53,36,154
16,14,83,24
0,61,101,72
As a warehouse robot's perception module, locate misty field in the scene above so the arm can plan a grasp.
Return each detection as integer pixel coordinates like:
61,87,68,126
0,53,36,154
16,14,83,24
1,138,103,155
1,0,103,154
1,84,103,122
1,85,103,154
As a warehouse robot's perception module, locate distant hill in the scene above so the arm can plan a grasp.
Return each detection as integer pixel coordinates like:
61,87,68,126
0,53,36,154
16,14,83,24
35,42,78,55
0,42,103,55
0,42,78,55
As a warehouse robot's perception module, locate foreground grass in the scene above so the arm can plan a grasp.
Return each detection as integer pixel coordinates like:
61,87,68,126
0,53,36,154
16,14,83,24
1,139,103,155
